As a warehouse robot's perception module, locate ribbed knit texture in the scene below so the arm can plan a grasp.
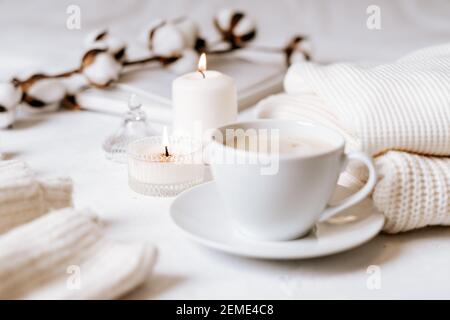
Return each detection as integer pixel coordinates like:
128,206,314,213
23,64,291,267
0,160,157,299
257,43,450,233
0,160,72,234
375,152,450,233
281,43,450,156
0,208,156,299
257,93,360,151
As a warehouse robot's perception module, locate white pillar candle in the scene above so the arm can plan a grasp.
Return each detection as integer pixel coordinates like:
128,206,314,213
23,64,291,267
172,53,237,139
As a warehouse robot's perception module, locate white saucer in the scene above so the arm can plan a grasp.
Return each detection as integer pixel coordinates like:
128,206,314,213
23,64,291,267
170,182,385,260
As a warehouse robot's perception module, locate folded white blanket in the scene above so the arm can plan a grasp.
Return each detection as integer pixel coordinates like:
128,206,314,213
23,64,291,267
0,160,157,299
281,43,450,156
257,43,450,233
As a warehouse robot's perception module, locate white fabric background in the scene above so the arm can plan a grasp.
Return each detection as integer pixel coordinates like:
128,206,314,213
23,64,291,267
1,0,450,299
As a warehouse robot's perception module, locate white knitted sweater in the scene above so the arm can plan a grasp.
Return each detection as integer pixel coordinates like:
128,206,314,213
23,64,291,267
257,43,450,233
0,208,156,299
281,43,450,156
375,151,450,233
0,160,72,234
0,160,157,299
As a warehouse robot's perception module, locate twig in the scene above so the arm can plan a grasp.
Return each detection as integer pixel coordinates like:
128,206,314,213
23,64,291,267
123,55,179,67
123,56,161,66
51,69,81,78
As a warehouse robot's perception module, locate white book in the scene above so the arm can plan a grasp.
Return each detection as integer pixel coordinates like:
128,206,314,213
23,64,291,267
77,56,284,124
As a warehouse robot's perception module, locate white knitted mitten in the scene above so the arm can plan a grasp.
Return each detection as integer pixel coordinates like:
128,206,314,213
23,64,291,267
0,207,157,299
374,151,450,233
0,160,72,234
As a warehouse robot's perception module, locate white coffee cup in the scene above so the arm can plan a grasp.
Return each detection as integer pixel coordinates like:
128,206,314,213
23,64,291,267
209,120,377,241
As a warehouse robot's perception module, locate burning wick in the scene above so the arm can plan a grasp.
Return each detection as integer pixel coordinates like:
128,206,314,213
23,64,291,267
198,53,207,79
164,146,170,157
162,126,170,157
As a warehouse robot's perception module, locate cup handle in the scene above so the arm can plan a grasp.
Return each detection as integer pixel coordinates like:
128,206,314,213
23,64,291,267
319,151,377,222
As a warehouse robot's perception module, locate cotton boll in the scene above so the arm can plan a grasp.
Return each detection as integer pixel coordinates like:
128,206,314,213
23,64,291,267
285,36,312,66
60,73,89,95
175,19,199,49
81,50,122,87
215,8,233,31
0,82,20,129
139,19,165,46
85,29,108,43
233,16,255,37
290,51,309,64
214,9,256,46
105,37,127,60
85,29,108,47
151,24,185,56
84,29,126,60
0,82,22,111
299,37,312,54
291,38,312,64
21,77,67,113
167,49,198,75
27,78,66,103
146,19,199,57
0,109,15,129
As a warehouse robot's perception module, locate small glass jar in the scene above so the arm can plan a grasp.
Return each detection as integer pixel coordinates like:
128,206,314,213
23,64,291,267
127,136,204,197
103,94,157,163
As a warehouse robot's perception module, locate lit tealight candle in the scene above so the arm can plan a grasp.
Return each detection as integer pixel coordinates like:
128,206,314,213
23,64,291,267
172,53,238,139
127,127,204,197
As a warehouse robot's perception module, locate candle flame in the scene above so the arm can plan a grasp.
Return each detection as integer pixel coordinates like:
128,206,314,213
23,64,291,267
162,126,169,147
198,53,207,73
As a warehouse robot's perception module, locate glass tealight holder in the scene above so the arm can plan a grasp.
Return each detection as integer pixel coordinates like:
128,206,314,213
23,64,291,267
127,136,204,197
103,94,157,163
